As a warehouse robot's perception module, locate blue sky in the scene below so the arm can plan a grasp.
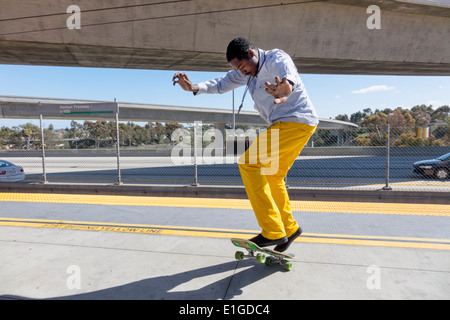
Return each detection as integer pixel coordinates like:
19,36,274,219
0,64,449,129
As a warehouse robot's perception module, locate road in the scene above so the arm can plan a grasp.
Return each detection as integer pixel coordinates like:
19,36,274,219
3,155,450,190
0,192,449,301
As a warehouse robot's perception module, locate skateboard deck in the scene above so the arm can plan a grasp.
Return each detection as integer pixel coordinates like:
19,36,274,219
231,238,295,271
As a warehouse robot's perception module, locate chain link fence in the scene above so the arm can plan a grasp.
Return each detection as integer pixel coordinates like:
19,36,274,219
1,120,449,192
286,126,449,190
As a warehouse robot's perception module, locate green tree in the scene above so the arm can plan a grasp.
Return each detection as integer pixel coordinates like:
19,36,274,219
411,104,433,126
64,120,84,139
431,105,449,123
20,123,40,150
335,114,349,122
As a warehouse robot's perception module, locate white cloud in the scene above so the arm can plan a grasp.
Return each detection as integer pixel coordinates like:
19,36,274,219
351,85,396,94
426,100,445,107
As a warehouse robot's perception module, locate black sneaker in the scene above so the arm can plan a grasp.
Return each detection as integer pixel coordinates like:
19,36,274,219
274,227,302,252
249,234,288,248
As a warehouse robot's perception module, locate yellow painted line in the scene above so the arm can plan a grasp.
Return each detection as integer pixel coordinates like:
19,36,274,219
301,232,450,244
0,192,449,216
1,217,449,250
296,236,450,250
0,217,258,234
0,218,254,241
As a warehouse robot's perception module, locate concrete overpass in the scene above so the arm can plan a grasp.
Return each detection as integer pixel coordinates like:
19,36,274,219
0,95,357,129
0,0,449,75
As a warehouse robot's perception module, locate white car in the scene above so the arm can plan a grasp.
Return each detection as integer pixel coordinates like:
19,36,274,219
0,160,26,182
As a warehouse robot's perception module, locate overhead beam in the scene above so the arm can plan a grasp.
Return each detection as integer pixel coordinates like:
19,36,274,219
0,96,358,129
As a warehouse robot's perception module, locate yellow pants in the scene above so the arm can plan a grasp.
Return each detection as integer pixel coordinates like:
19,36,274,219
238,121,317,240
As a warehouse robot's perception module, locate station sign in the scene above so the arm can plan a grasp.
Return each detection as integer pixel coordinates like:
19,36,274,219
36,102,119,116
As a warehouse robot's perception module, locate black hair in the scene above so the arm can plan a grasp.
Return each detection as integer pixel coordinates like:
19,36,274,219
226,37,256,62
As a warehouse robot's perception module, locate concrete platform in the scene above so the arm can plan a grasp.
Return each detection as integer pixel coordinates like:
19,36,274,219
0,194,449,301
1,226,449,300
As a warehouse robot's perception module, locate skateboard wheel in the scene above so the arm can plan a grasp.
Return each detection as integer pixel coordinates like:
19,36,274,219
256,253,266,263
283,262,293,271
265,257,274,266
235,251,244,260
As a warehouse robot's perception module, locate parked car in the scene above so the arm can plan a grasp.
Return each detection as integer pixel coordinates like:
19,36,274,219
0,160,26,182
413,153,450,180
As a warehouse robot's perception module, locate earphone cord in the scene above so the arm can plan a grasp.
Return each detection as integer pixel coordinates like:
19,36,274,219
237,51,266,114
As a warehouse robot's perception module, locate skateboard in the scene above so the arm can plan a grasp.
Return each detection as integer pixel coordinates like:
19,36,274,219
231,238,295,271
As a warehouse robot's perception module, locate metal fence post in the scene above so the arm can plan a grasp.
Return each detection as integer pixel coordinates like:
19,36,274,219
383,124,392,190
192,122,199,186
114,99,122,185
39,112,47,184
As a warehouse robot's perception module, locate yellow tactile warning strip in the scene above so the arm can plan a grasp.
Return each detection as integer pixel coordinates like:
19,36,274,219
0,217,450,250
0,192,449,216
1,192,449,250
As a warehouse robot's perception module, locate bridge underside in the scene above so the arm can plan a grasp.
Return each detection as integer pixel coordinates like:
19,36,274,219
1,41,448,75
0,0,449,75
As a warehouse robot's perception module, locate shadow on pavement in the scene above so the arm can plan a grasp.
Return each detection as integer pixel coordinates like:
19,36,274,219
1,260,286,300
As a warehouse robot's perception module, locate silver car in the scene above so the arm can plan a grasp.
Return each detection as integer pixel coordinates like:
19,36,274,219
0,160,26,182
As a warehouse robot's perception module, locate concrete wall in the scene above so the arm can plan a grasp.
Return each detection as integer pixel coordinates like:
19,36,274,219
1,146,448,158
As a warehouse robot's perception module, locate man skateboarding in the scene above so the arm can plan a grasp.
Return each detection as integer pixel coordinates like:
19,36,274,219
173,37,319,252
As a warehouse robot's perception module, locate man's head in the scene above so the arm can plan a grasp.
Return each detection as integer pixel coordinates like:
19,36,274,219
227,37,259,77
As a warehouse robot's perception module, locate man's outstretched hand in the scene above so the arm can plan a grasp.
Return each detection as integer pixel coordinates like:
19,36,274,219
265,76,293,104
172,72,199,93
